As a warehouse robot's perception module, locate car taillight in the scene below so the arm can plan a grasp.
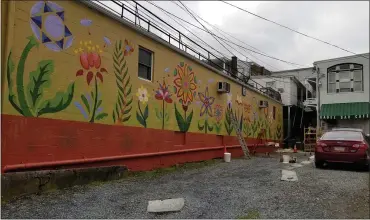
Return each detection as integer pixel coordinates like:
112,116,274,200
353,143,368,149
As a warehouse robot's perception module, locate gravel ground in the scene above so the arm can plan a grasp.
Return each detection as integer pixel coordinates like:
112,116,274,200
2,154,369,219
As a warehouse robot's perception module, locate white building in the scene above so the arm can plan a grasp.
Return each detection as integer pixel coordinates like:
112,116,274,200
314,53,370,133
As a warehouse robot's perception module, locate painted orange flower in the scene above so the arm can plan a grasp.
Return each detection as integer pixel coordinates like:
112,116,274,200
75,41,107,85
173,62,197,106
124,39,134,56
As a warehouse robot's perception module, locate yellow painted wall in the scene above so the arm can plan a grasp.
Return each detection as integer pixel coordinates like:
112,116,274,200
2,1,283,140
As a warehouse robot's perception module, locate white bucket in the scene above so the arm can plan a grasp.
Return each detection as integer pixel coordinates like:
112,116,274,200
224,152,231,162
282,154,290,164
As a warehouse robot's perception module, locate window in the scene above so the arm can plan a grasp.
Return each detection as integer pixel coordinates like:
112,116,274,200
321,131,363,141
328,72,336,93
273,106,276,120
138,47,153,81
327,63,363,93
353,70,363,92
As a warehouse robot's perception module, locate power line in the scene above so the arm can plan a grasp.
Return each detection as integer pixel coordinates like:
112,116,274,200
219,0,369,60
171,1,280,71
175,1,304,99
173,1,305,89
145,1,308,68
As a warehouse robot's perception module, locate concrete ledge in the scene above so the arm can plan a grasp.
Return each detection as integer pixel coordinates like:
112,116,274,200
1,166,127,202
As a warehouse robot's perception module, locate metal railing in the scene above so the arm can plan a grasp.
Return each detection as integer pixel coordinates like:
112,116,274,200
92,0,281,102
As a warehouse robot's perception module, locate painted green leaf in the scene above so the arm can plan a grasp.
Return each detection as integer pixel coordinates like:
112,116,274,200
112,111,116,123
81,94,91,113
6,51,23,115
96,100,102,109
136,111,146,128
122,115,131,122
208,121,214,132
37,83,75,116
123,106,132,115
95,112,108,121
155,107,161,120
143,104,149,120
184,110,193,132
198,121,205,131
27,60,54,110
165,112,170,122
174,104,185,132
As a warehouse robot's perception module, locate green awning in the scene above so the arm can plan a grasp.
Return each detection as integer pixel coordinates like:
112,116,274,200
320,102,370,120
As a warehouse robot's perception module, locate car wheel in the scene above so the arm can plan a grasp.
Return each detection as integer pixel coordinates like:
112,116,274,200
315,161,324,168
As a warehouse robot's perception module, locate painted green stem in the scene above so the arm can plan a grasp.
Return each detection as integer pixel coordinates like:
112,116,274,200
16,36,39,117
138,100,147,128
89,76,98,123
162,100,165,129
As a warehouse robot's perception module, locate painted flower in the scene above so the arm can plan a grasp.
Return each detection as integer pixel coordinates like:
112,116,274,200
243,103,252,123
76,41,107,85
236,95,243,105
136,86,149,104
173,62,197,106
155,81,172,103
243,103,252,114
124,39,134,56
80,19,92,26
103,36,111,48
226,93,233,108
214,104,224,123
198,87,215,117
30,1,73,51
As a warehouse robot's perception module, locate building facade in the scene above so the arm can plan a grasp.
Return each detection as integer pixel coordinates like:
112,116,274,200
1,1,283,173
315,53,370,134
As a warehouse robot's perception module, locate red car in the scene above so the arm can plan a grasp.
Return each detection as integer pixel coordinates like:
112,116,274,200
315,128,370,169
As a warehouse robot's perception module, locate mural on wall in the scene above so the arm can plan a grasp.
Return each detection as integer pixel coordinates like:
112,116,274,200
224,93,234,135
154,68,173,129
3,1,284,142
6,1,75,117
74,20,108,123
197,87,215,134
136,86,149,128
173,62,197,132
112,39,133,124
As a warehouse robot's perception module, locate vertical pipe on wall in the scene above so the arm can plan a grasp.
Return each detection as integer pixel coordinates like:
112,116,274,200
287,106,291,139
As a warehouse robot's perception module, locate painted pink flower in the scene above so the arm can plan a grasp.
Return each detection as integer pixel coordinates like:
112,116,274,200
155,81,172,103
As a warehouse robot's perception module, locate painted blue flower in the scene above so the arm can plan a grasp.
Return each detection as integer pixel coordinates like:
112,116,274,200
80,19,92,26
103,36,111,47
74,101,88,119
30,1,73,52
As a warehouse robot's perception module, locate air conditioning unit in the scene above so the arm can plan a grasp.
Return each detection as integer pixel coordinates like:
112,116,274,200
277,88,284,93
259,100,268,108
217,82,230,93
242,87,247,96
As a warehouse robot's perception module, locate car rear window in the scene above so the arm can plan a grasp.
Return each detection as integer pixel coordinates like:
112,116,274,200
321,131,363,141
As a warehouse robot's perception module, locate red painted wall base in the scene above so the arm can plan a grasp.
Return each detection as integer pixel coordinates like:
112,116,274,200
1,115,280,173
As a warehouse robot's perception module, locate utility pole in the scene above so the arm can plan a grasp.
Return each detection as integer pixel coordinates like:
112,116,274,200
315,65,320,139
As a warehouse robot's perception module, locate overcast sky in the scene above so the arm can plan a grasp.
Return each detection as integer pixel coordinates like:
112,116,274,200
102,1,369,71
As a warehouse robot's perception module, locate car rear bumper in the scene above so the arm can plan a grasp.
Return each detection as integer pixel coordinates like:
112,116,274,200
315,151,369,164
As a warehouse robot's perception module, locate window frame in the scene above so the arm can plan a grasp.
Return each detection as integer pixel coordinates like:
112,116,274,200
326,63,363,94
138,46,154,81
272,106,276,120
